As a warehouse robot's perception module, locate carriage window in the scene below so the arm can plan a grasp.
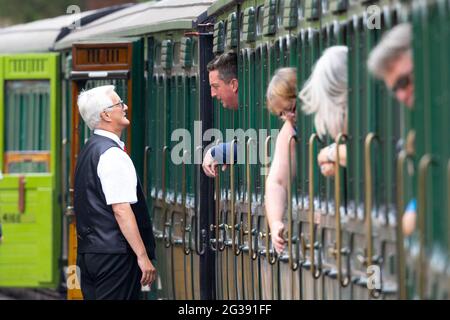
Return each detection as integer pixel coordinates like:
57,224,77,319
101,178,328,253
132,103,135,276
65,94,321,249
256,5,264,36
154,44,162,66
322,0,329,14
277,0,285,28
192,39,198,66
223,19,228,45
173,42,181,66
298,0,304,19
4,80,50,173
239,12,244,41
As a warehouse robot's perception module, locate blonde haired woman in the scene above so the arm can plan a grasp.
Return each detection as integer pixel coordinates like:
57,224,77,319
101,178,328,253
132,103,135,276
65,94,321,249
265,67,298,254
299,45,348,176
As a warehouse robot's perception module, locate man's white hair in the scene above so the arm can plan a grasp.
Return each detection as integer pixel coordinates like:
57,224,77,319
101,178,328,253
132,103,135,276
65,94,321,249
77,85,115,130
298,46,348,139
367,23,412,78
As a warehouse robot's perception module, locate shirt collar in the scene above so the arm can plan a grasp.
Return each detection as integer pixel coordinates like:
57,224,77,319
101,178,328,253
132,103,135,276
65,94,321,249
94,129,125,150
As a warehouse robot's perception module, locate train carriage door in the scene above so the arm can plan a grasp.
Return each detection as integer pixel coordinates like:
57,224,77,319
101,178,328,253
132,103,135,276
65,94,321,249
0,53,61,288
67,38,145,300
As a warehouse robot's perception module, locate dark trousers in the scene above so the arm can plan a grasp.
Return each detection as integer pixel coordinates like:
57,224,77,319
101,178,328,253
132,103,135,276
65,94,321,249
77,252,141,300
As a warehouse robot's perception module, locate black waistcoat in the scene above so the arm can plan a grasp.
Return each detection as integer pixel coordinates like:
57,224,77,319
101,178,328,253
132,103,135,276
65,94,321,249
74,134,155,259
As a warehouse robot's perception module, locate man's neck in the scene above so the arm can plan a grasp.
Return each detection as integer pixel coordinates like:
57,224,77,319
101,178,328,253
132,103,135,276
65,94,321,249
96,125,122,138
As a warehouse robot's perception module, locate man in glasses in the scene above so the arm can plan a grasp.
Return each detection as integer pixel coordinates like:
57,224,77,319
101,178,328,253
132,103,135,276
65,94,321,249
74,85,156,299
368,23,416,235
368,23,414,108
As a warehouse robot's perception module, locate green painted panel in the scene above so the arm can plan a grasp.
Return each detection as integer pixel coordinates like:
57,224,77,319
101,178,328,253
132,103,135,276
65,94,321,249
181,37,193,68
283,0,298,29
226,12,239,49
3,54,58,80
304,0,320,21
243,7,257,43
161,40,173,70
263,0,277,36
213,21,226,54
330,0,348,14
0,53,61,288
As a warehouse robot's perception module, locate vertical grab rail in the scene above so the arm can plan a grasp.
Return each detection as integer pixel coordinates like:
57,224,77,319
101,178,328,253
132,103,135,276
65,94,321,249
263,136,277,264
162,146,172,248
230,139,241,256
194,147,206,256
245,138,256,300
396,150,412,300
246,138,257,260
309,134,322,279
333,133,350,287
447,159,450,300
143,146,151,197
182,150,192,255
288,135,299,271
417,154,435,299
210,141,225,251
364,133,380,298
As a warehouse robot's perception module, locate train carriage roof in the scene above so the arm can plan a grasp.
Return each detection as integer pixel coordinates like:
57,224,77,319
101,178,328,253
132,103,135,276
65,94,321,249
54,0,213,50
0,4,132,53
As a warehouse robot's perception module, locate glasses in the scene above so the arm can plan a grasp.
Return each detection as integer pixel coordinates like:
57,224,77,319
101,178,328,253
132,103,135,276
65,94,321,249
391,73,412,94
104,100,126,111
278,101,297,119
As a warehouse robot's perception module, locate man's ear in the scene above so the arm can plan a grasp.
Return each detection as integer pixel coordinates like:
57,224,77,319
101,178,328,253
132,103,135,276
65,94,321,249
230,78,238,93
99,111,111,122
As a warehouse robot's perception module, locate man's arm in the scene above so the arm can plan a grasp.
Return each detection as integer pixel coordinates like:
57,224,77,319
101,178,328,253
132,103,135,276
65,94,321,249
265,123,297,254
112,202,156,287
202,142,238,177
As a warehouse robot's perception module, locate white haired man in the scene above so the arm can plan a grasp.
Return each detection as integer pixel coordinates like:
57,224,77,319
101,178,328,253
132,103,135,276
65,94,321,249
368,23,414,108
368,23,416,236
74,85,156,300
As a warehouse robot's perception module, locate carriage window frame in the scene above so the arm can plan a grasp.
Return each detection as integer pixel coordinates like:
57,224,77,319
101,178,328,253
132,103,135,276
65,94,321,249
298,0,304,19
322,0,329,14
173,42,181,66
154,43,162,66
277,0,285,29
256,5,264,36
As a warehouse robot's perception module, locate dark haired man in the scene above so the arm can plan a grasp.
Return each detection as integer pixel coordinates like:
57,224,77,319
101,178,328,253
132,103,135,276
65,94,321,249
202,51,239,177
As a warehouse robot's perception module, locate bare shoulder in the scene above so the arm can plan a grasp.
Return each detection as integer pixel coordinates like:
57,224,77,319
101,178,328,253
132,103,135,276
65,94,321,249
277,121,297,142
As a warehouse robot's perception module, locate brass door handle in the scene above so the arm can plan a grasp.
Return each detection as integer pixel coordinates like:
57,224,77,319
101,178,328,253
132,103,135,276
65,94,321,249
334,133,350,287
364,133,379,297
447,160,450,264
418,154,436,299
287,135,299,271
143,146,151,197
309,134,322,279
364,133,376,267
246,138,257,260
182,150,191,255
396,150,413,299
230,139,241,256
161,146,171,248
263,136,277,264
211,141,224,251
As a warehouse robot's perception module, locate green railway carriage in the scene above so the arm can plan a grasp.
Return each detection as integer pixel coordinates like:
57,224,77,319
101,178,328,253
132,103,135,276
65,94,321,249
0,7,126,290
0,53,61,288
0,0,448,300
411,0,450,299
54,0,215,300
206,0,449,300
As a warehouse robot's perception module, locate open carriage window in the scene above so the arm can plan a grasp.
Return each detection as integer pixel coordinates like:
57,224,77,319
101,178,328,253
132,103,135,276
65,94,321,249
4,80,50,173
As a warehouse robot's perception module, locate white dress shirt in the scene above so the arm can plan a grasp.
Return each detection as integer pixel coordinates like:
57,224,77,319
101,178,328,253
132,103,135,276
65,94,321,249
94,129,138,205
